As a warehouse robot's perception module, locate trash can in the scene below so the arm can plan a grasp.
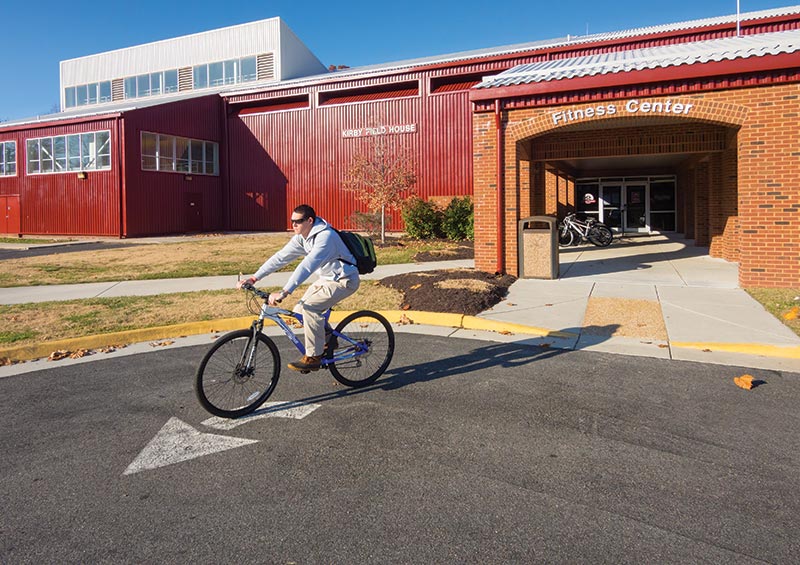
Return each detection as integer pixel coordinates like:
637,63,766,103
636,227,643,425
518,216,559,279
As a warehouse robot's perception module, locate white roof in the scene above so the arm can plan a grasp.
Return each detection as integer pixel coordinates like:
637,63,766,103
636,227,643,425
475,28,800,88
226,4,800,97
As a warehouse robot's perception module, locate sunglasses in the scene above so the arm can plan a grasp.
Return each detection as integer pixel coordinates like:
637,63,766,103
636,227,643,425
290,217,308,225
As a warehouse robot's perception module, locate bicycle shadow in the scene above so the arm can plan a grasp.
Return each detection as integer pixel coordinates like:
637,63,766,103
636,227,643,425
250,324,619,416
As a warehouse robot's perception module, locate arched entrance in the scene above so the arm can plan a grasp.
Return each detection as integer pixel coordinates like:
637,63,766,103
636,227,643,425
500,98,748,274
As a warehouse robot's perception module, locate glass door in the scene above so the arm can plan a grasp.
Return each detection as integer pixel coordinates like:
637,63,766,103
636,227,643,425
599,184,622,231
649,179,677,231
625,184,648,232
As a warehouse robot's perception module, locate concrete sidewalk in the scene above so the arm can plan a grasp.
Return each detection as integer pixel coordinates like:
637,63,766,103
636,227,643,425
1,236,799,373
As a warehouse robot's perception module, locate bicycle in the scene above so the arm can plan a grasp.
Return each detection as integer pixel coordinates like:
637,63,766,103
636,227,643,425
558,212,613,248
195,282,395,419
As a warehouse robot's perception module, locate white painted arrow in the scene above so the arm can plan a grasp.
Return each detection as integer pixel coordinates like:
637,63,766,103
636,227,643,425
202,401,321,431
123,417,257,475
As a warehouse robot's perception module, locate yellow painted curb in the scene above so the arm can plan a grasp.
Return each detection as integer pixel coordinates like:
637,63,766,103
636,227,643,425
671,342,800,360
376,310,466,329
0,316,254,363
461,316,577,339
0,309,576,364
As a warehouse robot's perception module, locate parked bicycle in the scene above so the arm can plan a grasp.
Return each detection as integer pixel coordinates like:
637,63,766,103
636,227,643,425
195,282,395,418
558,213,613,247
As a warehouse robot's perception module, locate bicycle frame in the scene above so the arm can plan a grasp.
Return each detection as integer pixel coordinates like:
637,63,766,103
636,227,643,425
249,301,366,368
563,214,592,238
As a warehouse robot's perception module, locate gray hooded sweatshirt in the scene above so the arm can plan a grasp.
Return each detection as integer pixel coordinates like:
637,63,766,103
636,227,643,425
253,217,358,294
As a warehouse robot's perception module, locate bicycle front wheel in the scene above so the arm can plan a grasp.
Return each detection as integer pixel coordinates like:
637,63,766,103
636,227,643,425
195,329,280,418
329,311,394,388
588,225,613,247
558,226,574,247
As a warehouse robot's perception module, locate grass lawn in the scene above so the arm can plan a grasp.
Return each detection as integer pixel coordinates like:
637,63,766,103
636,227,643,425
0,233,463,287
746,287,800,338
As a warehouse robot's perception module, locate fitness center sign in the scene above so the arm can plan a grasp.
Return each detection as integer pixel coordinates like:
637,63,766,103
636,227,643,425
551,99,695,126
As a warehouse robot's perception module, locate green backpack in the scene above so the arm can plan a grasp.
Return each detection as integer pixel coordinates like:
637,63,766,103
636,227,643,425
335,229,377,274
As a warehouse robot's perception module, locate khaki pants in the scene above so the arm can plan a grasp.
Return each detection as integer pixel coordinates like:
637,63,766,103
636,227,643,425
294,275,360,357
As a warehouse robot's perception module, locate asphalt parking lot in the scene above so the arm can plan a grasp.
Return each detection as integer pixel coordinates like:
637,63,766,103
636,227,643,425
2,334,799,562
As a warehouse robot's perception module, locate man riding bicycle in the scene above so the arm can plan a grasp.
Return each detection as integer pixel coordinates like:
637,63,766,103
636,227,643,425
237,204,360,372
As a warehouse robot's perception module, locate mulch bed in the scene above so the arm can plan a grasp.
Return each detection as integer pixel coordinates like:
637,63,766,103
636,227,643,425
380,268,517,316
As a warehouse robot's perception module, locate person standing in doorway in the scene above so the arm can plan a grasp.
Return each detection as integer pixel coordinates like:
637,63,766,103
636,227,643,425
237,204,360,372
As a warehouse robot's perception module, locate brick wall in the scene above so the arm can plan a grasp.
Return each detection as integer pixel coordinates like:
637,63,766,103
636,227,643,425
473,86,800,287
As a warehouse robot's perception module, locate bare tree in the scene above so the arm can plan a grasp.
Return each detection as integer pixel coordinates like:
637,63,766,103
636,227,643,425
342,133,417,243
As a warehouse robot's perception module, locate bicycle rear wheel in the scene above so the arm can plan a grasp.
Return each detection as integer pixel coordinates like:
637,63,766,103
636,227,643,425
195,329,280,418
329,310,394,387
588,225,613,247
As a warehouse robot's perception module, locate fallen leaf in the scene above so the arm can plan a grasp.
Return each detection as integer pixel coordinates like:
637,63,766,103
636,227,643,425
702,348,712,352
401,304,411,310
0,357,14,366
397,314,414,325
506,302,517,306
410,284,422,290
545,304,553,307
658,344,669,348
149,340,175,347
48,350,71,361
498,330,513,335
783,306,799,320
69,349,92,359
734,374,755,390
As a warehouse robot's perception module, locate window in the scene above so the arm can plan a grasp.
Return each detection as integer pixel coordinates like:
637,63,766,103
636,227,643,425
150,72,161,96
65,88,77,109
209,62,224,87
26,131,111,175
76,85,88,107
121,70,178,100
164,70,179,93
99,81,112,103
64,81,112,109
240,57,257,82
193,56,260,90
141,131,218,176
0,141,16,176
193,66,208,90
124,77,137,99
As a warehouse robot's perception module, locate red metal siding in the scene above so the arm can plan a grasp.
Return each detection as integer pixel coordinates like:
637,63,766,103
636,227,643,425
226,73,475,231
0,119,121,236
122,95,225,236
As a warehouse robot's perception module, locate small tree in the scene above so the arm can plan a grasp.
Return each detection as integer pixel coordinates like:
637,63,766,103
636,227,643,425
342,134,417,243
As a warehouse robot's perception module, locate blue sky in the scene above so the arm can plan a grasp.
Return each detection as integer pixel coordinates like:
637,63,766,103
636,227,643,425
0,0,793,122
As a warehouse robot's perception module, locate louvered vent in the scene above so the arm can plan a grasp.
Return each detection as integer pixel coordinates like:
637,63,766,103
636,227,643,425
257,53,275,81
179,67,193,91
111,79,124,101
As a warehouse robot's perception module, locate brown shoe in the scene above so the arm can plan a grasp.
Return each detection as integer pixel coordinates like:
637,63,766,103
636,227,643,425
288,355,322,372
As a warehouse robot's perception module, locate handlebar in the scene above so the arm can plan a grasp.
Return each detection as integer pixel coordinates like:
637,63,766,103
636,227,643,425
240,281,270,300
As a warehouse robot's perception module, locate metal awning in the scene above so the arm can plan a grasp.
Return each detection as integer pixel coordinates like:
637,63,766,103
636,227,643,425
475,29,800,89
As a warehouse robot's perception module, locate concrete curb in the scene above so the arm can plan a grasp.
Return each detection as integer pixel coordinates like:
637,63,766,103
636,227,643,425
0,309,577,363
